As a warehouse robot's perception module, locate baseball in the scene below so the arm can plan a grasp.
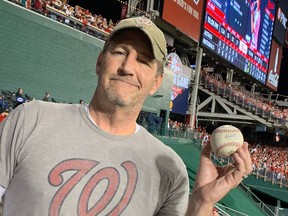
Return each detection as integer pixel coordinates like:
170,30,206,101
210,125,244,158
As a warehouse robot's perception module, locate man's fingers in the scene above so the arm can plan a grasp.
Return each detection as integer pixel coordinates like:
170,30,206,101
232,142,253,179
201,141,212,156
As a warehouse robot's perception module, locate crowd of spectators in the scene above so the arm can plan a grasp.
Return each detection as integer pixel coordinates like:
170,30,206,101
166,120,211,141
200,70,288,127
167,119,203,139
249,142,288,187
9,0,116,40
168,119,190,137
0,88,67,122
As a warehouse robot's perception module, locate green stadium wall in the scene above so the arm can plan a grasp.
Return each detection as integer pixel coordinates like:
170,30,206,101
243,175,288,204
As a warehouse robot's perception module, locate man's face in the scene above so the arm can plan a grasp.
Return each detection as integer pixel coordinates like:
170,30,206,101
96,29,163,108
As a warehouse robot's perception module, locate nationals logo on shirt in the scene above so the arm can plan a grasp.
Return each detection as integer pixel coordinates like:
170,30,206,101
48,159,138,216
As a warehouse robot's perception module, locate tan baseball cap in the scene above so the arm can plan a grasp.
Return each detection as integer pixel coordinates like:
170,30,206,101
107,16,167,62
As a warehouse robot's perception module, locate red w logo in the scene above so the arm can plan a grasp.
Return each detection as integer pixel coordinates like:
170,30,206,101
48,159,138,216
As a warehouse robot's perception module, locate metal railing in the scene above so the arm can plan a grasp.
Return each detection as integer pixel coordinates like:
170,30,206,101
213,155,280,216
251,167,288,188
200,74,288,128
215,203,248,216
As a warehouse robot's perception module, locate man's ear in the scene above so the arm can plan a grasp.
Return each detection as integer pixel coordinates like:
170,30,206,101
149,73,163,95
96,52,103,75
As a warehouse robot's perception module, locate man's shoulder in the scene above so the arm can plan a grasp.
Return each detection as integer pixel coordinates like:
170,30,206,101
23,100,72,109
138,127,181,157
138,126,162,143
21,100,79,117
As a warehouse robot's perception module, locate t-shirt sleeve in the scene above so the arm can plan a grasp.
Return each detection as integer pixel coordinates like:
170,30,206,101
0,105,25,188
155,150,189,216
156,176,189,215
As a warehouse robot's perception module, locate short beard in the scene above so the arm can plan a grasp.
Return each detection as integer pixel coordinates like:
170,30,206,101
104,87,131,107
107,94,127,107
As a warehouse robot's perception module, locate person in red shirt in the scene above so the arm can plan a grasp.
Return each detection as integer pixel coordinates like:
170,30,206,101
0,111,9,123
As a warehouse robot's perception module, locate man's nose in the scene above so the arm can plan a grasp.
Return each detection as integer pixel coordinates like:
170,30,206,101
119,53,137,75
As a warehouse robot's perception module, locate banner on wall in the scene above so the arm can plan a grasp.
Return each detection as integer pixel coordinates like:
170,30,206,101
162,0,204,42
167,53,191,115
266,40,283,91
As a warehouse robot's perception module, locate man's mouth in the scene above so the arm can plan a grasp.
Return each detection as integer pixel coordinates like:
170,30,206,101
111,78,140,88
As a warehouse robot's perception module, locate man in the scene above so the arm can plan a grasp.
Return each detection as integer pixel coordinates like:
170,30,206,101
42,91,51,101
146,112,163,134
0,16,252,215
15,88,26,107
250,0,261,50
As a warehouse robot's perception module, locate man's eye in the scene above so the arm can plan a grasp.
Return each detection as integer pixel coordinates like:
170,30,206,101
137,58,148,64
138,58,153,67
111,49,126,55
116,51,125,55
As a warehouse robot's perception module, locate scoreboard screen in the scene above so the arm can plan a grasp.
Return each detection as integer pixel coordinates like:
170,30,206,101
201,0,276,84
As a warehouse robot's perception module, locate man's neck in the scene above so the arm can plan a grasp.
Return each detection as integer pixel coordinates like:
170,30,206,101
88,102,140,135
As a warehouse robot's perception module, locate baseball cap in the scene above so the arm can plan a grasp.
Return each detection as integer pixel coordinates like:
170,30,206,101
107,16,167,62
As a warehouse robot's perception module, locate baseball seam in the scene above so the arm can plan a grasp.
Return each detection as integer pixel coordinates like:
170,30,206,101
216,142,241,155
214,129,240,133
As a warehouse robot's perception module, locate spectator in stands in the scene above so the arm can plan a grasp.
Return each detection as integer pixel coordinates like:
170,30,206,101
146,112,162,134
0,17,252,215
250,0,261,50
42,91,50,101
15,87,26,107
41,1,50,16
74,5,82,19
33,0,42,11
0,96,8,110
106,19,115,33
20,0,26,7
63,5,72,25
15,88,24,98
0,110,9,123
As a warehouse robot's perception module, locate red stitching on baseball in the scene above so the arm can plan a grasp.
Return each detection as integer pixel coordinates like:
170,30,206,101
216,142,241,155
214,129,240,133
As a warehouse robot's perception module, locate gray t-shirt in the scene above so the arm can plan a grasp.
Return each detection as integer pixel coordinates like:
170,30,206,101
0,100,189,215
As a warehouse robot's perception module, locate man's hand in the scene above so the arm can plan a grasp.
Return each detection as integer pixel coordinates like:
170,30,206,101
186,142,252,216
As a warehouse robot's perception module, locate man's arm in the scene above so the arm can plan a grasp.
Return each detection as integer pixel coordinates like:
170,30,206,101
0,104,26,198
185,142,252,216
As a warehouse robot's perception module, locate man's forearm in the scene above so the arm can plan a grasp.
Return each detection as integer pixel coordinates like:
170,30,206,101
185,195,214,216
